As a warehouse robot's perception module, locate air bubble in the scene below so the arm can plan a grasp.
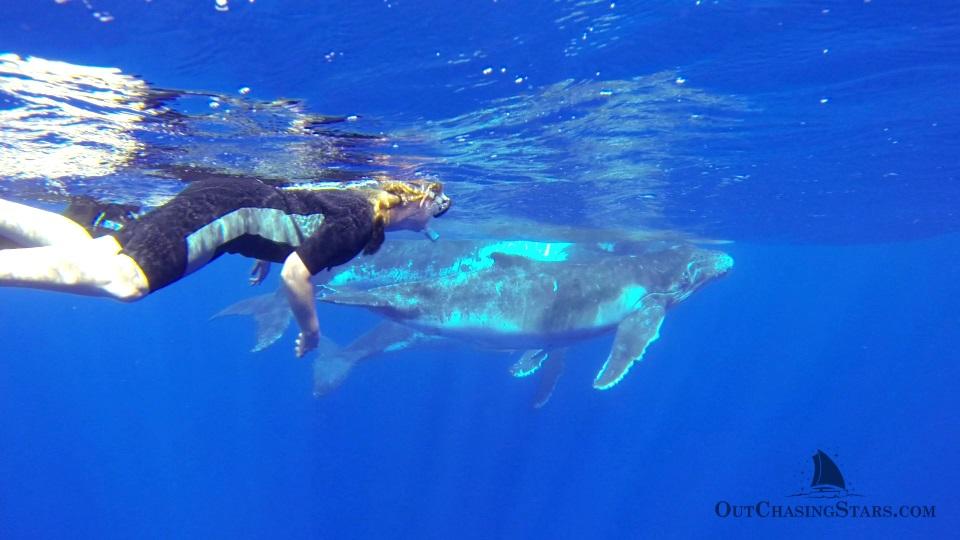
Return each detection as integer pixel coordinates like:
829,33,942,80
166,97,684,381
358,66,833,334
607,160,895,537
215,0,229,12
482,67,493,76
238,87,250,95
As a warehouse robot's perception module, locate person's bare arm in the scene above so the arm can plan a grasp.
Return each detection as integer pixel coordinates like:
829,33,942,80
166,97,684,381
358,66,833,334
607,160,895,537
280,252,320,357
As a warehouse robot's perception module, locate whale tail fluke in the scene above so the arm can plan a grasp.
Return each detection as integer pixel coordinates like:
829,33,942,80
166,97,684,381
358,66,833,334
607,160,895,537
212,289,292,352
312,338,358,397
312,321,431,397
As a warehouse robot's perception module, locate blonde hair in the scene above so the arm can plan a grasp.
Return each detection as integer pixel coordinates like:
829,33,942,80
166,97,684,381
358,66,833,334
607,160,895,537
356,178,445,254
364,179,445,224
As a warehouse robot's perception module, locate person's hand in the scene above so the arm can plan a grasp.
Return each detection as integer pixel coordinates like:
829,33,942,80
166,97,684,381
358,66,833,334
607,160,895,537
295,330,320,358
249,260,271,286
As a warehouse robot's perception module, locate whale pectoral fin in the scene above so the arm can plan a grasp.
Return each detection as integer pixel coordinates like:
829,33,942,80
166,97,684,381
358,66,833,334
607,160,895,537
593,303,666,390
212,289,292,352
510,349,549,377
532,348,566,409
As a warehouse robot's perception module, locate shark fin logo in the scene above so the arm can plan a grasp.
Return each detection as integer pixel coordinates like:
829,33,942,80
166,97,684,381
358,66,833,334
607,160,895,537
788,449,862,499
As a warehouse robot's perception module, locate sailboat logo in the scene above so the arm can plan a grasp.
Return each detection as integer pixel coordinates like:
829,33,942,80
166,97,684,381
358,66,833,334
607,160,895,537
788,449,862,499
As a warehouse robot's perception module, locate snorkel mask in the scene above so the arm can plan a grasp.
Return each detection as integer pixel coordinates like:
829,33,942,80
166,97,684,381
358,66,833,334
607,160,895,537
416,180,451,218
376,179,452,240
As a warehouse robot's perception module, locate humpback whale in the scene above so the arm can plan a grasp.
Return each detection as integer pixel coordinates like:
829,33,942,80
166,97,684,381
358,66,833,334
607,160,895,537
216,239,733,403
321,242,733,391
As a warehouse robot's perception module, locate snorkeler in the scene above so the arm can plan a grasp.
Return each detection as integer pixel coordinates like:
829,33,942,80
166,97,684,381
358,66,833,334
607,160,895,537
0,177,451,357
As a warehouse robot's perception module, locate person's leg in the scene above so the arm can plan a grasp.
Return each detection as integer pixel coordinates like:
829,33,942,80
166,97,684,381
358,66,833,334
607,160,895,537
0,198,93,247
0,235,149,300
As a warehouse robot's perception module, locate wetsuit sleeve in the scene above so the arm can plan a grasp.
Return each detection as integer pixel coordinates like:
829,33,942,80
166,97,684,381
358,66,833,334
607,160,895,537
295,211,374,275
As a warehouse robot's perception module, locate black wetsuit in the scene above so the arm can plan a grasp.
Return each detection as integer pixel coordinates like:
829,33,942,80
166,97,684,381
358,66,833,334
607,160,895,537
115,178,378,292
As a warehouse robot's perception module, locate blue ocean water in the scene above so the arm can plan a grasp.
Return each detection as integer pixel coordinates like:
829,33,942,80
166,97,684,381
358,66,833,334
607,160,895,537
1,1,958,538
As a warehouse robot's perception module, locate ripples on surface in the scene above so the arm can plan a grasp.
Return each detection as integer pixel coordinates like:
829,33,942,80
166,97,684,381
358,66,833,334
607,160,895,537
0,53,744,243
2,0,959,242
0,54,149,183
0,54,415,208
416,74,750,234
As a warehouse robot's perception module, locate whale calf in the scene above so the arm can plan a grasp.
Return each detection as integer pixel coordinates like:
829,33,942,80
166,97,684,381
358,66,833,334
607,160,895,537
321,242,733,391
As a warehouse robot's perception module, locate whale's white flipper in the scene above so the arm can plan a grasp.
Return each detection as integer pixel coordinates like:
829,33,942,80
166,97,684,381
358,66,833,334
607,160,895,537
510,349,549,378
593,302,666,390
532,349,566,409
